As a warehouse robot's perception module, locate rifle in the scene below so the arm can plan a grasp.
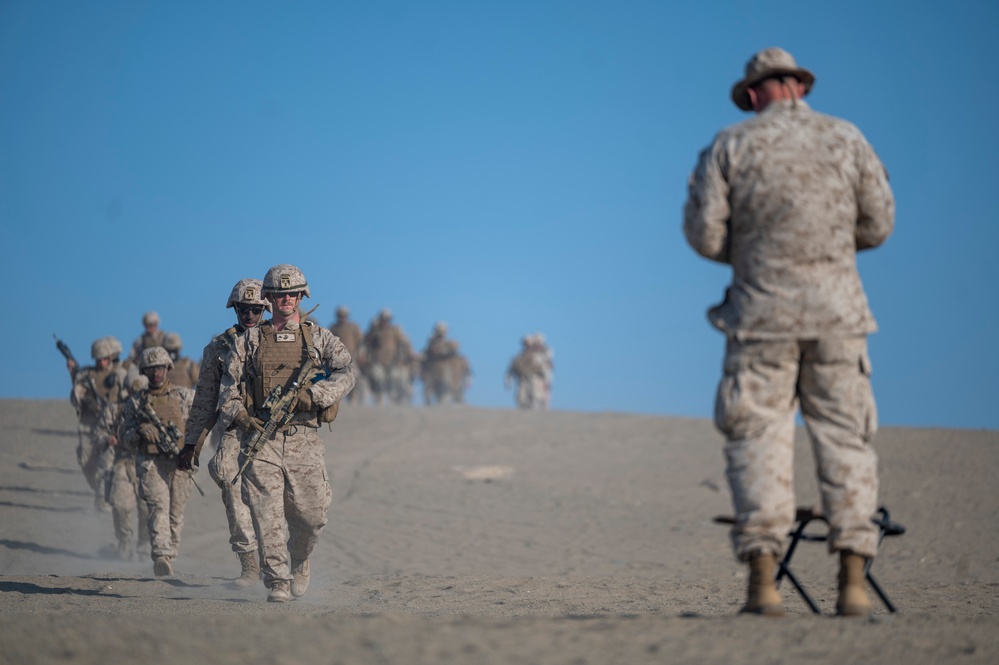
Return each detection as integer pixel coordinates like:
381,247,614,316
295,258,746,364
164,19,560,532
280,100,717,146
231,354,321,485
55,334,77,380
141,399,206,497
54,334,75,363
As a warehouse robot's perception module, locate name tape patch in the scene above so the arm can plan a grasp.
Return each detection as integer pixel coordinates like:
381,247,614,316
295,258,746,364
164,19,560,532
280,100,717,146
276,332,297,342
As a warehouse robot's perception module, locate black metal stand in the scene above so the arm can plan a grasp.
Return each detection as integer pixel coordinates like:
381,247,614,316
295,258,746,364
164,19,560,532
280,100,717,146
774,505,906,614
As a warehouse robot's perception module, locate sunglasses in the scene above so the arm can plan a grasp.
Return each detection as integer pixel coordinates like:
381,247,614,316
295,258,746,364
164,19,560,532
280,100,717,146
236,305,265,315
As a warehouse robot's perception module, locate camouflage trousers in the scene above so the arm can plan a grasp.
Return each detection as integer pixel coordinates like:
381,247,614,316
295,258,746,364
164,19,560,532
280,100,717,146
77,427,112,510
714,336,880,561
516,376,548,410
367,363,412,405
207,426,257,555
109,451,149,556
239,426,333,587
136,452,193,560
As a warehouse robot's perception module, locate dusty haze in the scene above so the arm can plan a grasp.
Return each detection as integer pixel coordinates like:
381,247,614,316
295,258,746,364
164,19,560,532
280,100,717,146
1,400,997,664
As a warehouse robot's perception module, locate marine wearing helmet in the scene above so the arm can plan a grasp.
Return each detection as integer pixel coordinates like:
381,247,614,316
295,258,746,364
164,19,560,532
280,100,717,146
262,264,310,298
227,278,271,311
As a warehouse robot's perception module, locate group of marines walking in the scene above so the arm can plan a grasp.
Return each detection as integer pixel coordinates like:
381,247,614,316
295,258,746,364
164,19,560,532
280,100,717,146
60,47,895,616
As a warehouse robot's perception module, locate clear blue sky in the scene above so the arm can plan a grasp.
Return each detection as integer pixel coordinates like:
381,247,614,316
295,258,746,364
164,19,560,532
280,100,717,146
2,1,996,429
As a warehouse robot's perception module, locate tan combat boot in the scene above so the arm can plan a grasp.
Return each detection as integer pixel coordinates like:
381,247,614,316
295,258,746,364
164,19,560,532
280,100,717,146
268,580,292,603
836,550,872,617
233,552,260,588
291,559,310,598
153,556,173,577
740,553,784,617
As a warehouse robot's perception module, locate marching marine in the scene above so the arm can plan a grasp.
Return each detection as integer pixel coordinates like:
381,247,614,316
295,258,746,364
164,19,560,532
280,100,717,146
218,264,356,602
96,373,151,559
329,305,368,404
504,335,552,410
119,346,196,576
178,279,269,587
363,309,415,405
70,336,128,511
126,311,167,369
420,321,471,405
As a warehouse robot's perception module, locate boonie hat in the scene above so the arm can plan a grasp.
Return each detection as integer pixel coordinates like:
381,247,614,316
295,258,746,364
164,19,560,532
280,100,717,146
731,47,815,112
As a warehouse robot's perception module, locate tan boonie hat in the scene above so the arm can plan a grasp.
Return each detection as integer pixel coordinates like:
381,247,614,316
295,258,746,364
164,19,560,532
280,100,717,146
731,47,815,112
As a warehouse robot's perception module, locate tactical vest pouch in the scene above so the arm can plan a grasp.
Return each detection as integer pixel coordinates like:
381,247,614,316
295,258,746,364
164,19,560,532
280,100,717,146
318,401,339,424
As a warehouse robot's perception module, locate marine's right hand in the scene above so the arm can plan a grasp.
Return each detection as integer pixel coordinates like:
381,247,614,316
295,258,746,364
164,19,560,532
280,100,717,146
138,422,161,444
177,444,198,471
234,411,265,435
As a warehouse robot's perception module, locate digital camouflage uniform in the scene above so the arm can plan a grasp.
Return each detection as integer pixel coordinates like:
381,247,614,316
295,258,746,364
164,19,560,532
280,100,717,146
505,339,551,410
684,93,894,562
120,377,195,565
70,348,128,511
363,313,415,405
96,392,150,558
167,355,200,389
420,325,471,405
330,310,368,404
219,320,355,590
185,325,257,560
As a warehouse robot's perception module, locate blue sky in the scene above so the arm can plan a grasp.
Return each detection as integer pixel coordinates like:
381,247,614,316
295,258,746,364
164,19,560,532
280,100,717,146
1,1,996,429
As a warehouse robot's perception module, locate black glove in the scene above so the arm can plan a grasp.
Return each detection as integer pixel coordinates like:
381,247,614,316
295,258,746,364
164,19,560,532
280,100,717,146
177,444,198,471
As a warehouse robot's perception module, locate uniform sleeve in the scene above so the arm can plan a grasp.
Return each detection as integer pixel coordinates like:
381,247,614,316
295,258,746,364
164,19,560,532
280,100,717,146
309,328,357,408
853,136,895,251
70,372,87,410
120,397,143,448
178,387,195,427
183,341,222,447
94,402,120,447
218,334,249,429
683,137,732,264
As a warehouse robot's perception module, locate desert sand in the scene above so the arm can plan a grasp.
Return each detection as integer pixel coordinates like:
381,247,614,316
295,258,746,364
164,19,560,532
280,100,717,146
1,399,997,664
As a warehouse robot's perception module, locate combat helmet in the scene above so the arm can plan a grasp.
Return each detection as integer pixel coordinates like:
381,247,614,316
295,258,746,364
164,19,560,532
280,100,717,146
336,305,349,318
434,321,448,335
226,278,271,311
91,337,120,360
142,311,160,326
262,264,310,298
139,346,174,370
163,332,183,353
